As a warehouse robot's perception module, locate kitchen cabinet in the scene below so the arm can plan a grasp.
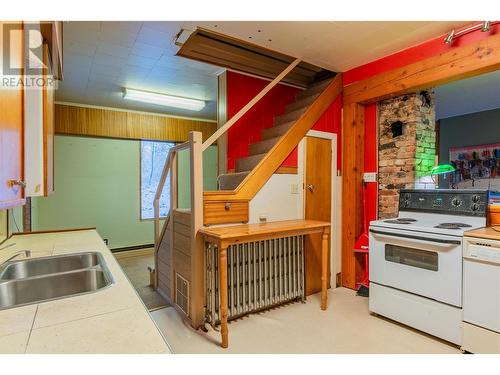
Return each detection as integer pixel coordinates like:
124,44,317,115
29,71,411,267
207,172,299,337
24,36,55,197
0,21,25,209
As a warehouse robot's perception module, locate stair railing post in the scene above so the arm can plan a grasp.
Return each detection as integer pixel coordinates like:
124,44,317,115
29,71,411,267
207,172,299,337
189,130,205,327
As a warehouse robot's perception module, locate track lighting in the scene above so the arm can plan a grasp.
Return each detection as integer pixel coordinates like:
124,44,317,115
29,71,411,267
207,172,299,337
444,21,497,45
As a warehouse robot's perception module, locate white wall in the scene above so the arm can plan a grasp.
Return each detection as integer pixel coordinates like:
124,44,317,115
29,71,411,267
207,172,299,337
249,173,302,223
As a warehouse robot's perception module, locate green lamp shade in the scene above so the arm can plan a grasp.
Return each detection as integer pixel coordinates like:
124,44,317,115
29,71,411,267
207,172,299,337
430,164,456,175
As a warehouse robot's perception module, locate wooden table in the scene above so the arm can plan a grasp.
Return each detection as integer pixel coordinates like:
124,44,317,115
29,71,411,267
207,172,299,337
199,219,330,348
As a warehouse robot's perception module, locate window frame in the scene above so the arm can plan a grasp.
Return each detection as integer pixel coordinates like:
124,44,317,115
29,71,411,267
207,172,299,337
139,139,176,221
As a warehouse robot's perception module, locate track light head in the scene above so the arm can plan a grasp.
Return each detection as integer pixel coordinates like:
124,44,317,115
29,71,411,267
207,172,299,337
481,21,491,32
444,30,455,44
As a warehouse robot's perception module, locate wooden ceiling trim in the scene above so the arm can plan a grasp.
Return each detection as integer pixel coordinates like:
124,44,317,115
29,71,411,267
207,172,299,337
344,33,500,104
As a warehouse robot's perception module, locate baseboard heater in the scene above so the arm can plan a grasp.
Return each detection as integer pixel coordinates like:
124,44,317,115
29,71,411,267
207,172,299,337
205,235,305,326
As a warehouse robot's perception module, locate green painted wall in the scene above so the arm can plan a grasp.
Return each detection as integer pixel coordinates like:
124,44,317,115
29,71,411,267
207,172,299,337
30,135,217,249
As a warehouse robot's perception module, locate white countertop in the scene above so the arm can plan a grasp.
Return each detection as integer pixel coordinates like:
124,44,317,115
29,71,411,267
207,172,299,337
0,229,172,354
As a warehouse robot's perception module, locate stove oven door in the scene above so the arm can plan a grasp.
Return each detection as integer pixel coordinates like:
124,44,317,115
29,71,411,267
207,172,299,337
369,227,463,307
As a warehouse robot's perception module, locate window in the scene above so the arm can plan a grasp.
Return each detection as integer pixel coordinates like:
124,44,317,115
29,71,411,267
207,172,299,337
140,140,175,220
385,244,438,271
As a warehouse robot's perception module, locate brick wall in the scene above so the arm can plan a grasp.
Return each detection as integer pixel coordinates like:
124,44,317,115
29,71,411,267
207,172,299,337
377,92,436,219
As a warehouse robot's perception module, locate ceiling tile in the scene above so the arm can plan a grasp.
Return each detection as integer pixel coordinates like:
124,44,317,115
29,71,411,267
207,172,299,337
127,54,158,69
136,26,173,49
130,42,164,60
65,40,97,57
98,29,138,48
102,21,143,35
96,42,131,59
90,63,123,76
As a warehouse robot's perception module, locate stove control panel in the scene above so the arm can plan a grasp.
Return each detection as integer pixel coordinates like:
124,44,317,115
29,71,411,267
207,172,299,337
399,189,488,217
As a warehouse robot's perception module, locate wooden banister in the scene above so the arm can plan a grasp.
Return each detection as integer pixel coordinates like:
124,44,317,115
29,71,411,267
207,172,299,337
201,58,301,152
204,74,343,203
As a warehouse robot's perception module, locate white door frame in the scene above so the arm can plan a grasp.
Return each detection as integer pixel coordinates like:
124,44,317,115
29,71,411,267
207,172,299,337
298,130,340,288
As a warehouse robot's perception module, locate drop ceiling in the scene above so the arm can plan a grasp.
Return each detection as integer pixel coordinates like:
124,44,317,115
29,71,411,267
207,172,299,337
58,21,472,120
57,21,221,120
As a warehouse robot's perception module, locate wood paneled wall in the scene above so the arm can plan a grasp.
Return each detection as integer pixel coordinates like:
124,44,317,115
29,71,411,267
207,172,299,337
55,104,217,142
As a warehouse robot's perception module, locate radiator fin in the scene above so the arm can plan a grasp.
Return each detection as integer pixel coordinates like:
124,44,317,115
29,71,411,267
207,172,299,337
205,235,305,325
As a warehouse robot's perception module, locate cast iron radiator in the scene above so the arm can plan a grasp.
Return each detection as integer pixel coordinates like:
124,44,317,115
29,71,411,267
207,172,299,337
205,235,305,325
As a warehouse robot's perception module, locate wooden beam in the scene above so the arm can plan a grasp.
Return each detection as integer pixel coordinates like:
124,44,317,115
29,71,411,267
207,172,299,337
55,104,217,142
341,102,365,289
202,58,301,151
344,33,500,104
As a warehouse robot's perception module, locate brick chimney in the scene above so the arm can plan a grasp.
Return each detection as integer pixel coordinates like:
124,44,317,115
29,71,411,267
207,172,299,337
377,92,436,219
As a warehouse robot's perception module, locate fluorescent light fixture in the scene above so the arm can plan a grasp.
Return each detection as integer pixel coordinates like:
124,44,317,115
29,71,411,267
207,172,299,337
123,88,205,111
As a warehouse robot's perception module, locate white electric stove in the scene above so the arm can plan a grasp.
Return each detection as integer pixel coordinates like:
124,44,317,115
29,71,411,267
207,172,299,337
369,189,489,345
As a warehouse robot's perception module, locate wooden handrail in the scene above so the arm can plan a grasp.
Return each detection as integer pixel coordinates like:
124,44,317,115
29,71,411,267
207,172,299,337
153,140,190,246
201,58,301,152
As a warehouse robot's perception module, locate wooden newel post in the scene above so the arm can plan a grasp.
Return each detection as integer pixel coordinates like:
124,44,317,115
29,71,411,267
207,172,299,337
219,244,229,348
321,228,329,310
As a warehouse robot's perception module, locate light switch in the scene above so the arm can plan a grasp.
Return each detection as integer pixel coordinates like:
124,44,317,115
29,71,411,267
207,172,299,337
290,183,299,194
363,172,377,182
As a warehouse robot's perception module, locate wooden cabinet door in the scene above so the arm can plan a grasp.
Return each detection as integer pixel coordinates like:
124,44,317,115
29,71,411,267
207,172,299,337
43,43,55,195
304,136,332,295
0,22,25,209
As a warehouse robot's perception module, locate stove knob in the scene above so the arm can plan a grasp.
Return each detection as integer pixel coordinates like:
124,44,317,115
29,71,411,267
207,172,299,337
405,193,411,200
403,201,410,208
472,203,480,211
471,195,481,203
452,197,462,207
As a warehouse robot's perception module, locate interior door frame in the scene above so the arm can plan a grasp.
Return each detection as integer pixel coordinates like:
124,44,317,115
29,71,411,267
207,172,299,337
342,33,500,289
298,130,339,288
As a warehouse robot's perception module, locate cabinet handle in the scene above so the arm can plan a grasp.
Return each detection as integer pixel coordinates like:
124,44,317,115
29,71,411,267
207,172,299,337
224,202,231,211
8,179,26,188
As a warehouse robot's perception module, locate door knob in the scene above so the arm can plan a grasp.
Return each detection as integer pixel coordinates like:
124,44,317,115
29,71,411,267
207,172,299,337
307,184,314,192
8,179,26,188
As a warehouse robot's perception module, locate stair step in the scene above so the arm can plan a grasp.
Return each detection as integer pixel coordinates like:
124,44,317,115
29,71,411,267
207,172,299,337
274,106,308,126
218,171,250,191
235,153,266,172
261,121,294,140
296,78,332,100
249,136,281,156
285,93,320,113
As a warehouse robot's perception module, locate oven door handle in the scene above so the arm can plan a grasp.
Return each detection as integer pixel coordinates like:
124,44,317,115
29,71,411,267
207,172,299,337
369,229,462,245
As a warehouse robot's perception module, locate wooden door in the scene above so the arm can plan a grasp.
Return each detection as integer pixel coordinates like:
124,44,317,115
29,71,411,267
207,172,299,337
304,136,332,295
0,22,25,209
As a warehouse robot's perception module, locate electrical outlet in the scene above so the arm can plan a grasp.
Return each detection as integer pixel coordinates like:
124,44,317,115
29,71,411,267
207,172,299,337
290,183,299,194
103,239,109,245
259,215,267,223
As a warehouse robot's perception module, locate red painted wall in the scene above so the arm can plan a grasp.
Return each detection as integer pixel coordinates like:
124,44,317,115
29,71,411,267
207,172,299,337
226,71,343,171
226,71,300,171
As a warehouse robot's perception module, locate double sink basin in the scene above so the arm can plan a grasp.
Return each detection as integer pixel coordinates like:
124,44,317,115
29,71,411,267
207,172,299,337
0,252,114,310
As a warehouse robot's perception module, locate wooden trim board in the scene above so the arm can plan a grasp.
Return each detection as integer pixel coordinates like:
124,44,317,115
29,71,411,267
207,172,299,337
55,104,217,142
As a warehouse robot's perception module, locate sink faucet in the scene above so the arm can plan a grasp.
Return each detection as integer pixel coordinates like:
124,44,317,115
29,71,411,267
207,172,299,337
1,250,31,266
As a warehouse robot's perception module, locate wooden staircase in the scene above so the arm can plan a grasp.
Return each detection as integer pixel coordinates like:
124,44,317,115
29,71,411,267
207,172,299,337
152,61,342,329
218,78,333,191
203,74,342,225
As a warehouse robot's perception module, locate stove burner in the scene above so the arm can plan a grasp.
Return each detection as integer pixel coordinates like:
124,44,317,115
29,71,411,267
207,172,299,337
384,219,415,224
434,222,473,229
396,218,417,222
